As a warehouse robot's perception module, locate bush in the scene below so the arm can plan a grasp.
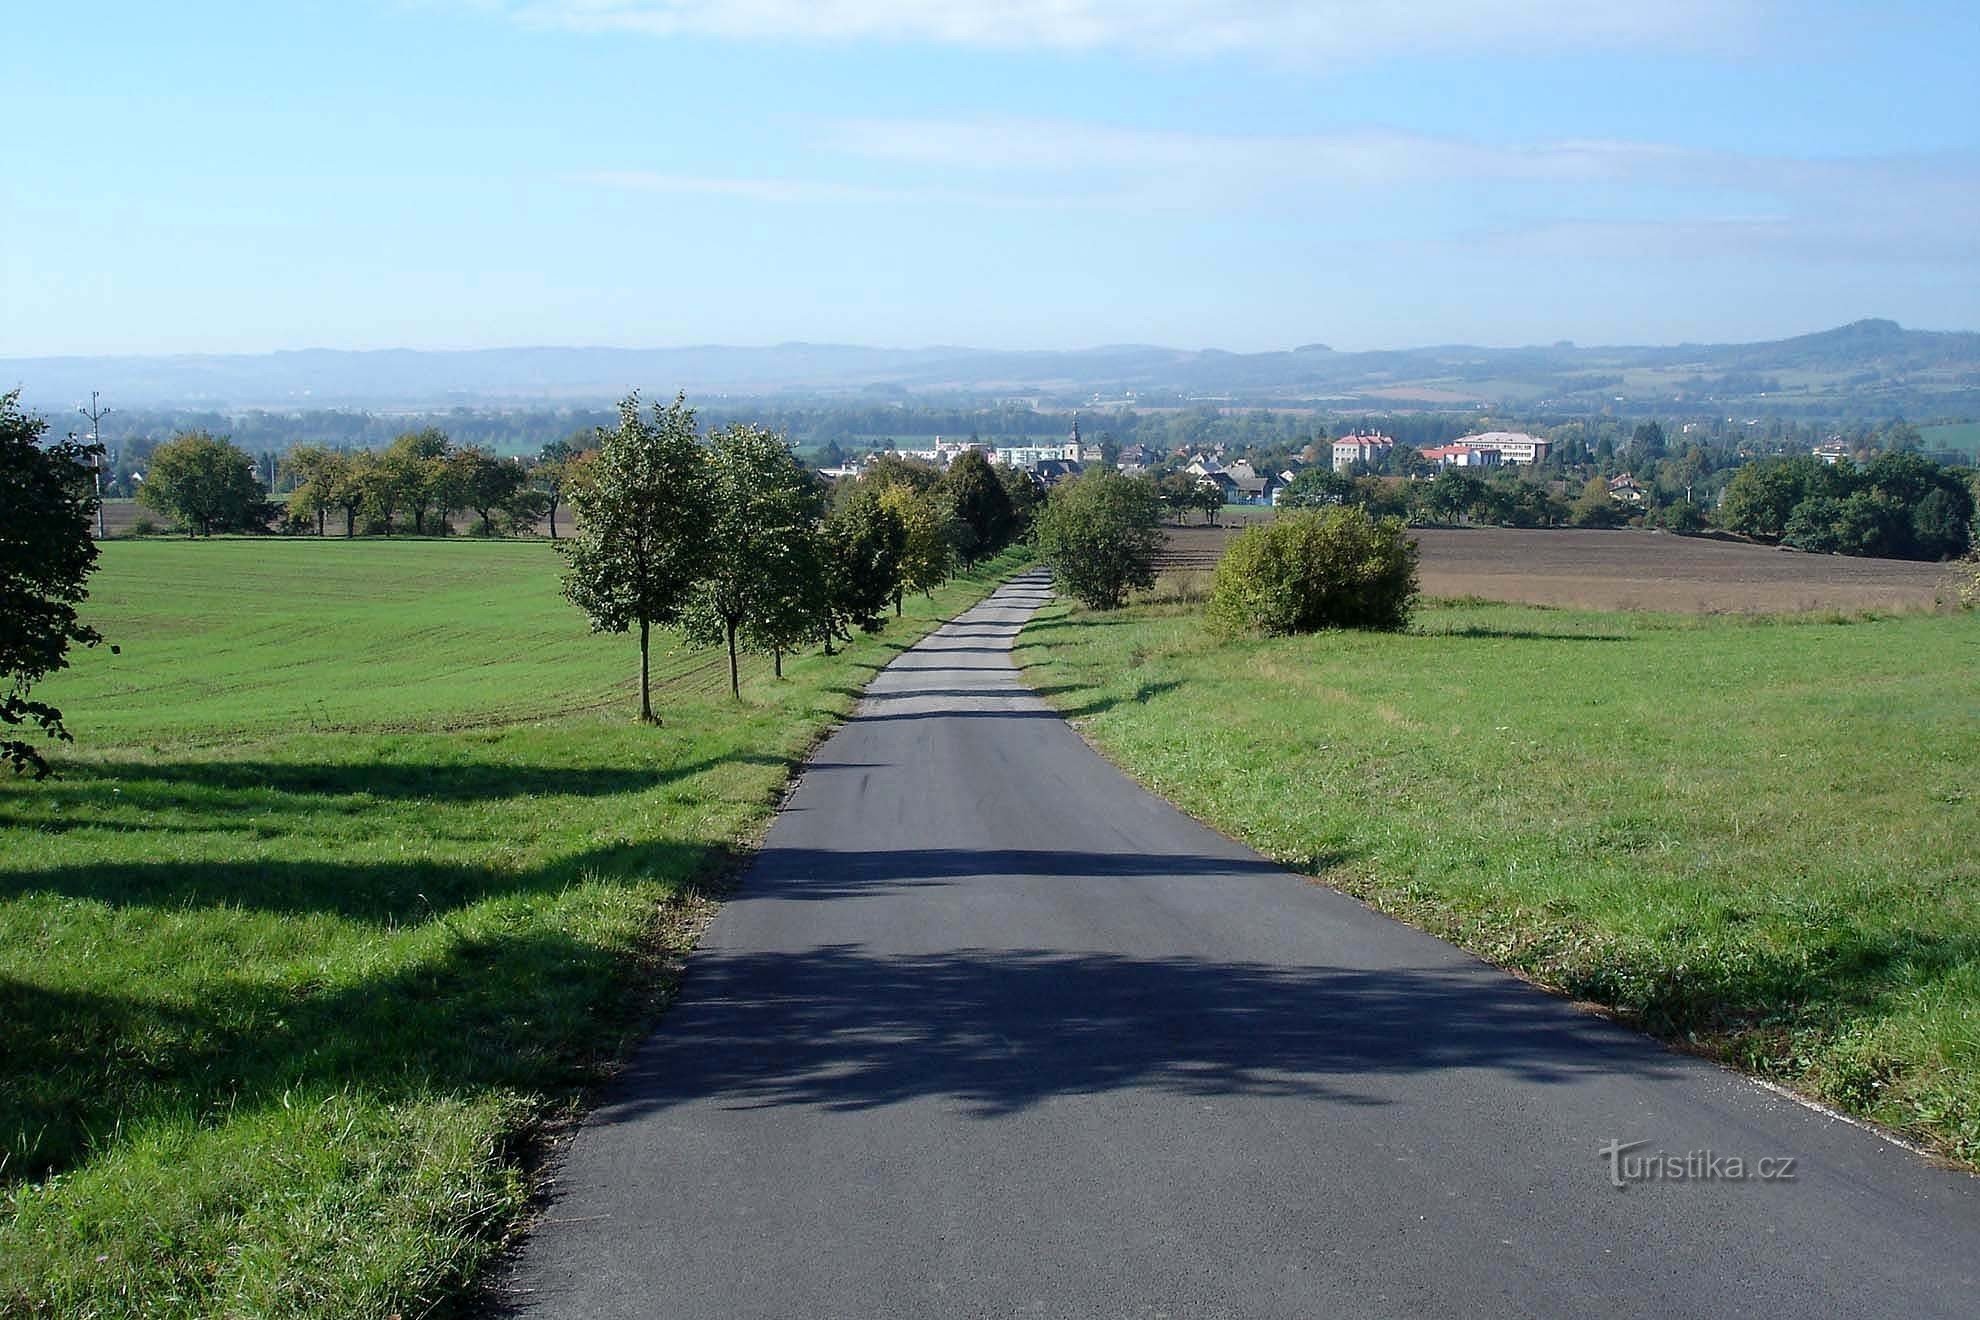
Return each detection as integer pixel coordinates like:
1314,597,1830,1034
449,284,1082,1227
1206,506,1419,635
1652,499,1706,533
1035,473,1163,609
1950,554,1980,611
126,514,163,537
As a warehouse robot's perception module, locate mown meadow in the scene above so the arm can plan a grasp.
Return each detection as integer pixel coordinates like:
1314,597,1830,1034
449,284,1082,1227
1015,594,1980,1165
0,537,1026,1318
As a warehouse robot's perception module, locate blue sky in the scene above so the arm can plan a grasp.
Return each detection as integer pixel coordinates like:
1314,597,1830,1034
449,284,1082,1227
8,1,1978,355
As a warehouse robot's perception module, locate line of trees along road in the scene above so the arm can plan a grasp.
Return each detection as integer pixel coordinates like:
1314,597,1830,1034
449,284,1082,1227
561,395,1033,715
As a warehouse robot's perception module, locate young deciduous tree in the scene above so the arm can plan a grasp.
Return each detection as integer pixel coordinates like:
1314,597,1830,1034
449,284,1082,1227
536,435,583,539
996,462,1042,539
281,444,347,536
560,394,711,723
1280,468,1352,509
448,445,526,534
1156,470,1200,524
1570,476,1625,528
748,520,829,679
940,448,1015,562
682,424,827,698
355,450,402,535
878,483,956,615
1424,469,1483,525
138,430,269,535
822,483,906,649
382,428,453,535
1034,472,1163,610
1,390,114,776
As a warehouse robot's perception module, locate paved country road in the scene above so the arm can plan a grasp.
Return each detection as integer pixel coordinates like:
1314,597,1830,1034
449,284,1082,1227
501,569,1980,1319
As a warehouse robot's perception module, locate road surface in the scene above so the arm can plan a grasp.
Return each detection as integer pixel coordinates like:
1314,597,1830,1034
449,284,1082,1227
502,568,1980,1318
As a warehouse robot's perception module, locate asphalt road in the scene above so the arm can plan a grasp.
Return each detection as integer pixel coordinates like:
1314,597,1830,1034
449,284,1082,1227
503,569,1980,1319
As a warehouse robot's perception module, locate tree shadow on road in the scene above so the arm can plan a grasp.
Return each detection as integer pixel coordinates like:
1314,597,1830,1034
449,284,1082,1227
596,939,1685,1124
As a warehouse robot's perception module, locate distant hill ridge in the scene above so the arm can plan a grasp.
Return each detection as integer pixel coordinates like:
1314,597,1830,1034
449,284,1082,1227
7,319,1978,415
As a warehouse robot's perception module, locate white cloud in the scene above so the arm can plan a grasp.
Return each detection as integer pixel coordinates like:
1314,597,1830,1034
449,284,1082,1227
502,0,1766,59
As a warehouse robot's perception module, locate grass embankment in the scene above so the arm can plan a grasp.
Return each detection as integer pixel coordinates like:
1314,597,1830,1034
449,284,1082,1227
0,537,1027,1318
1015,595,1980,1163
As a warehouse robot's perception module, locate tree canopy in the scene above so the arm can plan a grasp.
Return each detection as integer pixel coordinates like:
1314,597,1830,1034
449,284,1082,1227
559,394,712,722
1724,453,1972,559
1035,472,1163,610
1,390,113,776
138,431,269,535
823,483,907,644
939,449,1015,563
681,424,829,698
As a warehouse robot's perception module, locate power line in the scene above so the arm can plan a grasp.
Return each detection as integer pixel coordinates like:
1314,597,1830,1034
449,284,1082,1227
78,391,112,538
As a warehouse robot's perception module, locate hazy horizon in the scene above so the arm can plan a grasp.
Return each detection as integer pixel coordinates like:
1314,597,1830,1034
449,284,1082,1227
9,317,1979,366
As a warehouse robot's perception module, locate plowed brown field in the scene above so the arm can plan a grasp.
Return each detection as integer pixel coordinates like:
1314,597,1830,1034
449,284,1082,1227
1157,523,1953,612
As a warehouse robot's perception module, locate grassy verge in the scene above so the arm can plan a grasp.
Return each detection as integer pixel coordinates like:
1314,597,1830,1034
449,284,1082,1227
1014,594,1980,1164
1,538,1029,1319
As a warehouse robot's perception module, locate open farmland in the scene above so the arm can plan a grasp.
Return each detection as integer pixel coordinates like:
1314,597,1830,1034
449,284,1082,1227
1157,524,1953,612
0,538,1026,1319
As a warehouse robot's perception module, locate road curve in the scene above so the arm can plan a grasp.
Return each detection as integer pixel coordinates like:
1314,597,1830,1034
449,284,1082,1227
503,568,1980,1319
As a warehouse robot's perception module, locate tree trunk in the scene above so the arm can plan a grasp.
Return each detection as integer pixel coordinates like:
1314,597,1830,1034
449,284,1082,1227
774,648,783,679
548,501,558,540
638,616,655,724
317,507,326,537
726,621,741,700
894,591,902,617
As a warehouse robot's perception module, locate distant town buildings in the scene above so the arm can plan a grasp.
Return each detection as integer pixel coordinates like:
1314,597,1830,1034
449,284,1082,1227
995,414,1088,475
1608,473,1647,504
1452,431,1551,464
1331,432,1396,471
993,442,1082,470
1421,443,1503,469
898,439,990,469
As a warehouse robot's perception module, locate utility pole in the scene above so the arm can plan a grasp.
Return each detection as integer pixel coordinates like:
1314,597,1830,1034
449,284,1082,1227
78,391,112,538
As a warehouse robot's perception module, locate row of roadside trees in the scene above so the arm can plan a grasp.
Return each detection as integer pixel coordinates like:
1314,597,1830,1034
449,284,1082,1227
561,395,1033,715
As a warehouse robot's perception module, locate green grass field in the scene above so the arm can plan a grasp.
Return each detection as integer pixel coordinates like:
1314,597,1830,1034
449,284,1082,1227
1015,595,1980,1164
1921,421,1980,457
0,538,1025,1318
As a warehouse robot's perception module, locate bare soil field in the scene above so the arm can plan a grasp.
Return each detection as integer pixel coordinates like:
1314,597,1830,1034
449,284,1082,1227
1158,523,1955,612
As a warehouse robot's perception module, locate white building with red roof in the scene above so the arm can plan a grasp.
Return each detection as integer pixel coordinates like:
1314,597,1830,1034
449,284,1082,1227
1330,432,1395,471
1421,443,1503,469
